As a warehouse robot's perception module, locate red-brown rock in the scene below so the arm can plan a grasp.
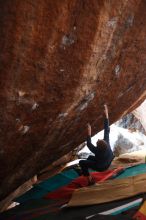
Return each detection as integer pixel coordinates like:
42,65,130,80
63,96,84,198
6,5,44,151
0,0,146,200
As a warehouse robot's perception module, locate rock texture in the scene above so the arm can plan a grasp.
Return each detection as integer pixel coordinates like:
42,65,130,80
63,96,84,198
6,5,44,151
117,113,146,135
0,0,146,200
117,99,146,134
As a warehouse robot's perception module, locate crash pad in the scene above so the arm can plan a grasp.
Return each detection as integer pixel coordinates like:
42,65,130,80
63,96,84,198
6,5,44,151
133,200,146,220
115,163,146,179
88,213,132,220
1,194,145,220
36,168,79,191
0,199,61,220
14,168,78,203
14,187,49,203
44,168,124,200
68,173,146,207
86,198,142,219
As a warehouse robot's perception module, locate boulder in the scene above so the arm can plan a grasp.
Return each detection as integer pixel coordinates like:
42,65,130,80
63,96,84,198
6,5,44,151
0,0,146,201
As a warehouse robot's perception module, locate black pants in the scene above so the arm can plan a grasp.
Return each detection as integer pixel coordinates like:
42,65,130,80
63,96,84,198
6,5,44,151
79,155,106,176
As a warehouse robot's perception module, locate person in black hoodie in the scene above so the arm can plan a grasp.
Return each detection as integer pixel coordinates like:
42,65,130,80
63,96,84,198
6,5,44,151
79,104,114,185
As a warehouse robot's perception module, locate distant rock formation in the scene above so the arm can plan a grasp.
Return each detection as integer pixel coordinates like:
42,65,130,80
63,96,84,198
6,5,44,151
133,100,146,133
116,113,145,134
0,0,146,201
113,100,146,156
113,132,144,157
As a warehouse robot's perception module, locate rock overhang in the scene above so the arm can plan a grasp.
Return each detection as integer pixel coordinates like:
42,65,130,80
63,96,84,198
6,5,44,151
0,0,146,200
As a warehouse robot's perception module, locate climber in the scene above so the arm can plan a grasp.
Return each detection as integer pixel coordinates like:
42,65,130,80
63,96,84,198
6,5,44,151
79,104,114,185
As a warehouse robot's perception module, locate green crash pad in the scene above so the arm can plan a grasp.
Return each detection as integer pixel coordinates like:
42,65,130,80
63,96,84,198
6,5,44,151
14,187,49,203
37,169,78,191
115,163,146,179
14,168,78,203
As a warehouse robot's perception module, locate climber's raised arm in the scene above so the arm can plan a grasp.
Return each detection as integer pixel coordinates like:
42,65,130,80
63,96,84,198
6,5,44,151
104,104,109,119
103,104,110,143
86,123,96,154
87,123,91,136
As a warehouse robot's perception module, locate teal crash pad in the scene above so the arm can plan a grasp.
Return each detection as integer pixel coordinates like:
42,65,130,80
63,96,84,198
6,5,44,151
37,169,78,191
14,168,78,203
116,163,146,179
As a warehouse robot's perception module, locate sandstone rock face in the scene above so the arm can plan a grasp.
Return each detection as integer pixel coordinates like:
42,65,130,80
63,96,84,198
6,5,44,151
0,0,146,200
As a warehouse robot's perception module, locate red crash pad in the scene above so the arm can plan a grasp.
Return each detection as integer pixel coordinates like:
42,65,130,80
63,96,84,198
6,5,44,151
44,168,123,200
